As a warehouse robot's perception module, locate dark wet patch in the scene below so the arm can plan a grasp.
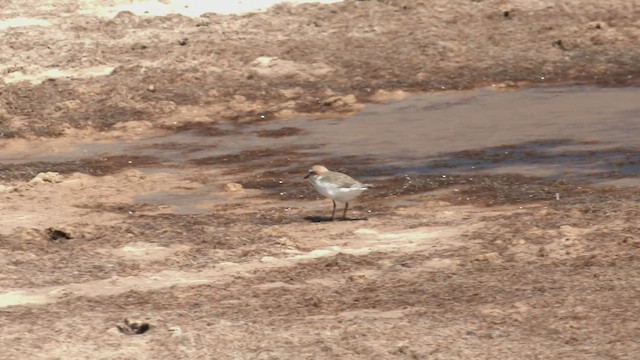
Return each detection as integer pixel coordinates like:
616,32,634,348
244,166,586,207
399,139,640,181
77,202,161,215
157,122,239,137
187,145,332,178
254,127,304,138
134,141,215,154
303,215,368,223
443,139,578,163
173,136,640,208
0,155,160,181
372,173,587,206
236,155,391,200
239,169,304,194
189,147,302,167
447,175,586,206
303,215,334,223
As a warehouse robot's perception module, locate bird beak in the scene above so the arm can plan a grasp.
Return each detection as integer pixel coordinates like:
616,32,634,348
304,173,311,179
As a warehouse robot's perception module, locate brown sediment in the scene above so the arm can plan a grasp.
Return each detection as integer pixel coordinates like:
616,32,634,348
0,155,160,181
1,1,640,138
254,127,305,138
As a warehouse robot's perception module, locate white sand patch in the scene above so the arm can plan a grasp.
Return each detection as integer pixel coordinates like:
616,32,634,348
79,0,342,18
0,17,50,30
0,226,461,308
0,291,48,307
3,66,115,85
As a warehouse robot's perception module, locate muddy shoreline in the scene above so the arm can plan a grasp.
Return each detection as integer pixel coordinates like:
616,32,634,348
2,0,640,138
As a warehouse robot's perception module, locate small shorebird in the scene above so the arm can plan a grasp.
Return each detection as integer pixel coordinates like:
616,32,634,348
304,165,370,220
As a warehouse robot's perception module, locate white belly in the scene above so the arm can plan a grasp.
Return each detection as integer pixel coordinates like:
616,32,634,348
313,179,366,202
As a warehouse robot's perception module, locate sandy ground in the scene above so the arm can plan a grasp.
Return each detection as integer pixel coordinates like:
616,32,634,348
1,1,640,359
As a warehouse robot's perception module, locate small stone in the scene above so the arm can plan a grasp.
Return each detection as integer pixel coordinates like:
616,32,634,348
115,10,136,19
168,326,182,336
322,96,342,106
218,261,240,267
473,252,501,262
537,246,549,258
280,87,304,98
116,318,150,335
322,94,357,107
155,100,177,113
347,273,369,283
587,21,605,30
46,228,72,242
354,228,378,235
561,238,578,248
620,237,640,246
493,81,517,89
274,237,297,248
147,85,155,92
224,183,244,192
250,56,278,68
370,89,407,102
260,256,278,263
29,172,63,184
124,169,146,180
53,100,82,112
106,327,122,336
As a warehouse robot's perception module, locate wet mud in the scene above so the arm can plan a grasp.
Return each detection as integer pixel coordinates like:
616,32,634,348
0,155,160,181
1,1,640,138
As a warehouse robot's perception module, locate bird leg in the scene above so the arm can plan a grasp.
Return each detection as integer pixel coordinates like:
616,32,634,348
343,202,349,220
331,199,336,221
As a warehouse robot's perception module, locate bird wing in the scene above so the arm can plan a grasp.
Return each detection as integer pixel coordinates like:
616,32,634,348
319,172,366,189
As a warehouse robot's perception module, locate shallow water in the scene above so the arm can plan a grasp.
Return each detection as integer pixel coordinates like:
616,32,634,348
2,86,640,185
292,87,640,158
133,185,224,214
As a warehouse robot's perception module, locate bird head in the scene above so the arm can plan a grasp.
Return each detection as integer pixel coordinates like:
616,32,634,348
304,165,329,179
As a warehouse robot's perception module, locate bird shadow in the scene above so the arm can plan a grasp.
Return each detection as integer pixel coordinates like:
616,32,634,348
303,216,368,223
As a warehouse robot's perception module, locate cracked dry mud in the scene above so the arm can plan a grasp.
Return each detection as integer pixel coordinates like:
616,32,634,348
1,1,640,359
